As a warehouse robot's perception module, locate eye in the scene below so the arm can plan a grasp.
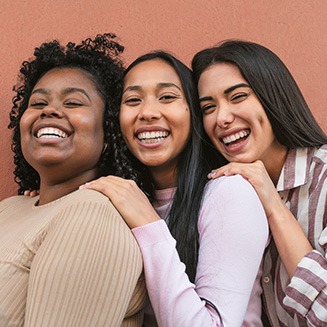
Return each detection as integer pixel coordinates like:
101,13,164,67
230,92,249,103
123,97,142,106
64,100,83,108
159,94,181,103
29,101,47,109
201,103,216,114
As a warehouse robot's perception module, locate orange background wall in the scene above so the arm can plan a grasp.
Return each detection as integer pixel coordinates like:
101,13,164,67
1,0,326,200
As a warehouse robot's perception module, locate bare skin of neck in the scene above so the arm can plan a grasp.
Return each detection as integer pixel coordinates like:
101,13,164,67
263,144,288,185
150,166,177,190
37,169,99,205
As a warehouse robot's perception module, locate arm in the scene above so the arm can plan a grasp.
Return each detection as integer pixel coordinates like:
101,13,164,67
209,161,313,277
83,175,268,326
210,161,327,325
133,175,268,326
282,185,327,326
25,193,144,326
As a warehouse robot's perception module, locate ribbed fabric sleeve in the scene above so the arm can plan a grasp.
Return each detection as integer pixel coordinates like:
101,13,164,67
0,189,145,327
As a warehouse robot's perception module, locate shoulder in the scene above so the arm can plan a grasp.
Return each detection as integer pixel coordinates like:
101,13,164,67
56,189,118,216
313,144,327,164
63,189,111,205
204,174,257,201
199,175,268,239
201,174,265,217
49,189,127,233
0,195,35,211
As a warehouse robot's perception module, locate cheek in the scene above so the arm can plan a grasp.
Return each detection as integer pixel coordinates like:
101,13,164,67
119,111,133,139
19,110,35,144
202,115,213,136
19,110,33,132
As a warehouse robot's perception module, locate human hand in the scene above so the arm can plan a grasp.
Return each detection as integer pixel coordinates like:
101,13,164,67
80,176,161,229
24,190,39,197
208,161,283,220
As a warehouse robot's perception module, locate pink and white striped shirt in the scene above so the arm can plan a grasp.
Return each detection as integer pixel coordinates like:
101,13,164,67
262,145,327,326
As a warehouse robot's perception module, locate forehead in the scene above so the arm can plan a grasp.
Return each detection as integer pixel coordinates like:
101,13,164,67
198,63,246,92
33,67,97,90
124,59,181,87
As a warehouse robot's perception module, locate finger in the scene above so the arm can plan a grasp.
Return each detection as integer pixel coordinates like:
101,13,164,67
30,190,39,197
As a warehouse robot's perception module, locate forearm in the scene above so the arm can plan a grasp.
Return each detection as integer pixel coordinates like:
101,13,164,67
268,200,313,277
133,220,221,327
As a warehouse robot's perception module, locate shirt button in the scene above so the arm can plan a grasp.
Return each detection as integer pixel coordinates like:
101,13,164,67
263,276,270,283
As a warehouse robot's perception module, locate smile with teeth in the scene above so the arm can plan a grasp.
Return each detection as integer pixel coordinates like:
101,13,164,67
222,130,249,145
36,127,68,139
137,131,169,144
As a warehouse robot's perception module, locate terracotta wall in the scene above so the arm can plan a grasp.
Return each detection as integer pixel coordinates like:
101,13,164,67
1,0,326,200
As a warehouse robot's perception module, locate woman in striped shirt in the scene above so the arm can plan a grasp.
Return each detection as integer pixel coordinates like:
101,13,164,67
192,40,327,326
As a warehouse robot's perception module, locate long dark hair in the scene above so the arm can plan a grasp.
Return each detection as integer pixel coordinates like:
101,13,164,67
192,39,327,148
124,51,227,282
9,33,144,194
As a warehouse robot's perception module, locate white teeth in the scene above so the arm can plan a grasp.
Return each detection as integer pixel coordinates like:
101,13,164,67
222,131,249,144
37,127,68,139
136,131,169,144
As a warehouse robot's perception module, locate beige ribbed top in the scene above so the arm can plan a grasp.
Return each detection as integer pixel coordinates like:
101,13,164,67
0,189,146,326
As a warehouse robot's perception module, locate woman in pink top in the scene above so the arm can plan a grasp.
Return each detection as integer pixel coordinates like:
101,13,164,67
192,40,327,326
82,51,269,326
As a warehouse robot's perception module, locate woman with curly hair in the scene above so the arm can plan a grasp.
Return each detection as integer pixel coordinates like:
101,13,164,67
0,34,145,326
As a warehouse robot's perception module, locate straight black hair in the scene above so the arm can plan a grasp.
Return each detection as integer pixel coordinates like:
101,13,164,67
124,51,227,282
192,40,327,148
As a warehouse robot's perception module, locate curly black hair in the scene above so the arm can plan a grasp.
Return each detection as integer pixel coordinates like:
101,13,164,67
9,33,145,194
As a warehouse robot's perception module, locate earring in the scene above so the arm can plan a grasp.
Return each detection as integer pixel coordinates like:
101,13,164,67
102,143,108,154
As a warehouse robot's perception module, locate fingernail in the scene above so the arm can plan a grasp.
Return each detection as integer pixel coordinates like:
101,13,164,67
207,171,215,178
79,182,90,189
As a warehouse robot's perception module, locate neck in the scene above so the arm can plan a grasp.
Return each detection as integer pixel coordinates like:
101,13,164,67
149,166,177,190
38,169,99,205
262,144,288,185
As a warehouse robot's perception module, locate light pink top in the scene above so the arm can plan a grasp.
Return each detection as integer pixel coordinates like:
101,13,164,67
132,175,268,326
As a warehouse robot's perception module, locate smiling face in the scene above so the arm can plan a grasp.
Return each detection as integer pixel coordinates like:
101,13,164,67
120,59,191,186
197,62,285,166
20,67,105,183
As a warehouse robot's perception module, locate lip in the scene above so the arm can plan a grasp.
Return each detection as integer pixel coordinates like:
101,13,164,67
217,127,249,140
134,125,170,148
135,125,169,134
217,127,250,153
33,122,72,138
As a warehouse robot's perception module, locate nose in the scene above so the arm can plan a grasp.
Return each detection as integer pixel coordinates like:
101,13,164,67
40,104,64,118
137,101,161,121
216,103,234,128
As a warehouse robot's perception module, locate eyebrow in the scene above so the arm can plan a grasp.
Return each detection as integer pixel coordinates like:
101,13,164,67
31,87,91,101
199,96,213,103
224,83,250,94
199,83,251,103
123,82,182,94
158,82,181,91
